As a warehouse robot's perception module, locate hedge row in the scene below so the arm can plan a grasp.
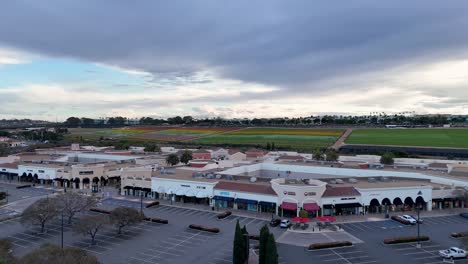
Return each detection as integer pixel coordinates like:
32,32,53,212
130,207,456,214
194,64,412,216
451,232,468,238
144,217,168,224
391,216,412,225
308,241,352,250
145,201,159,208
16,185,31,189
249,234,260,240
217,211,232,219
89,208,111,214
189,224,220,233
383,235,429,244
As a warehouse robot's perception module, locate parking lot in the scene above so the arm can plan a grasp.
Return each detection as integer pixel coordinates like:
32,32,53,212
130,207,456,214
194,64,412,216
0,182,54,203
386,241,468,264
304,244,379,264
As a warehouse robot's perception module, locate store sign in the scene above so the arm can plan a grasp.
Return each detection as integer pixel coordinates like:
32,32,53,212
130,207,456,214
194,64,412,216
340,197,356,200
304,192,316,196
220,191,230,196
283,191,296,196
180,184,190,188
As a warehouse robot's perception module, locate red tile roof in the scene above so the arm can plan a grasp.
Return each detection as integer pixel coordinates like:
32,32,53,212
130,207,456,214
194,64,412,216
278,155,305,160
0,163,19,169
428,163,448,168
215,181,276,195
193,149,211,154
322,186,360,197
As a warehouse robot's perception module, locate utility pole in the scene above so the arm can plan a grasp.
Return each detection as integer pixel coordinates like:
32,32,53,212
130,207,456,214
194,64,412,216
416,203,421,248
61,210,64,248
140,193,143,216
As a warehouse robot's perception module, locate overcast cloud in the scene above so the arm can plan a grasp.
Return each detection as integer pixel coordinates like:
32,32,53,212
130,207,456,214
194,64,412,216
1,1,468,120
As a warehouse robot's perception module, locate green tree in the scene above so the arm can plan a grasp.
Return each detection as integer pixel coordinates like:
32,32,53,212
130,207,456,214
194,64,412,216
259,224,270,264
299,209,309,218
144,143,159,152
325,149,339,162
313,148,323,161
265,233,278,264
380,152,395,165
271,142,275,151
65,117,81,127
166,154,180,166
180,150,193,164
233,220,246,264
266,142,271,151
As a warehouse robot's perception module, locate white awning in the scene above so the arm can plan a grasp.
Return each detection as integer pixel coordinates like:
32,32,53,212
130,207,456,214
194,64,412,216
157,186,165,193
196,191,208,198
185,190,196,197
166,188,175,194
175,189,185,196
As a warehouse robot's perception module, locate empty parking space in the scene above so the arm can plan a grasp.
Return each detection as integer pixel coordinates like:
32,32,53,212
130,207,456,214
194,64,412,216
305,245,378,264
386,241,468,264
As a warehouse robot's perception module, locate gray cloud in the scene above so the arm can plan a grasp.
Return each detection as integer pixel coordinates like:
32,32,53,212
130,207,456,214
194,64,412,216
1,1,468,91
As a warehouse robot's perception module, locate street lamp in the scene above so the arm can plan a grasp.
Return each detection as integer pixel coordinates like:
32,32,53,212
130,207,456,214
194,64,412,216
140,192,144,216
170,191,173,205
416,203,422,248
61,210,64,248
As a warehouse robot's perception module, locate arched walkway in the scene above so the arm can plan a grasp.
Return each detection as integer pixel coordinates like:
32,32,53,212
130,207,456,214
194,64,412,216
368,198,381,213
82,178,90,189
74,178,80,189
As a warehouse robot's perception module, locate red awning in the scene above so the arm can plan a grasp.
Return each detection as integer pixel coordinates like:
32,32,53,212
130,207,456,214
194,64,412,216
291,217,302,222
280,202,297,211
316,216,336,222
303,203,320,211
300,218,309,223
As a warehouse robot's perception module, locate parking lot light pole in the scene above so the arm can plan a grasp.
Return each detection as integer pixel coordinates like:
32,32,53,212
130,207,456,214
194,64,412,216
140,193,143,216
416,203,421,248
61,210,64,248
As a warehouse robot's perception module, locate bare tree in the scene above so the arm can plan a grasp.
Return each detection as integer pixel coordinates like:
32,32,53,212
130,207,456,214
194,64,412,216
73,215,108,245
21,197,60,233
109,206,143,235
57,192,99,224
19,244,100,264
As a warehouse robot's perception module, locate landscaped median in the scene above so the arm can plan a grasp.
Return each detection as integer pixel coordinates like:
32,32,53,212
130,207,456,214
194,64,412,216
16,184,31,189
307,241,352,250
383,235,430,244
217,211,232,219
89,208,111,214
451,232,468,238
144,217,168,224
145,201,159,208
188,224,220,233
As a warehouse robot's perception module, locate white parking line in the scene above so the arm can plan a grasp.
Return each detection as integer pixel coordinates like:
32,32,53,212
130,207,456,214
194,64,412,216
129,256,157,264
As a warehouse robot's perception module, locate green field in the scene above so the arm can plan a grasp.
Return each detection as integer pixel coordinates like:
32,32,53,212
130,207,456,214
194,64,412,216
346,128,468,148
189,128,343,150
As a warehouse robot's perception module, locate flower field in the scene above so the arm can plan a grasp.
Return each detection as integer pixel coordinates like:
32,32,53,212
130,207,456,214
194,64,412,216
128,127,239,141
189,127,343,150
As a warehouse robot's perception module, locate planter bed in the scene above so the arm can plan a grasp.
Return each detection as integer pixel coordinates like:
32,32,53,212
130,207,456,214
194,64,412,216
217,211,232,219
451,232,468,238
16,184,31,189
383,235,429,244
144,217,168,224
308,241,352,250
145,201,160,208
89,208,111,214
189,224,220,233
249,234,260,241
391,216,412,225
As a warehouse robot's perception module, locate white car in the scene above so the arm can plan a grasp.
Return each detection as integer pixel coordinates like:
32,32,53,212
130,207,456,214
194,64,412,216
280,219,291,228
439,247,467,259
400,215,417,224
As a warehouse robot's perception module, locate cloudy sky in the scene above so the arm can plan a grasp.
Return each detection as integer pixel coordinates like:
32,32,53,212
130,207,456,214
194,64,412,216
1,1,468,121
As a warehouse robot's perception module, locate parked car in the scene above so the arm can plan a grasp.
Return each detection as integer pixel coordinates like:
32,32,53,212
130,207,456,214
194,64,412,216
460,212,468,219
439,247,467,259
269,218,281,227
280,219,291,228
400,215,417,224
409,215,423,223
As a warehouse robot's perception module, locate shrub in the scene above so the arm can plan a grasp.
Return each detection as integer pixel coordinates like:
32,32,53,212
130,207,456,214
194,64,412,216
145,201,159,208
383,235,429,244
144,217,169,224
391,216,412,225
16,184,32,189
451,232,468,238
217,211,232,219
308,241,352,250
89,208,111,214
249,234,260,240
189,224,220,233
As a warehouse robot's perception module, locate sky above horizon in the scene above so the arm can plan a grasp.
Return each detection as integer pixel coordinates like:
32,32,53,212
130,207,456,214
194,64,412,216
1,1,468,121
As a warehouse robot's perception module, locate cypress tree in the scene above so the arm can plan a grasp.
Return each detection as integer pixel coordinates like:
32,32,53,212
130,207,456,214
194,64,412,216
241,225,249,262
259,224,270,264
265,233,278,264
233,220,245,264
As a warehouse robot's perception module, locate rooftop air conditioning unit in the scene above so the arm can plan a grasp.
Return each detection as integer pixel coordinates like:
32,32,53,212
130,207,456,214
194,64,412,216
215,174,222,179
250,177,257,183
329,180,337,184
368,177,377,183
348,178,357,183
335,179,344,184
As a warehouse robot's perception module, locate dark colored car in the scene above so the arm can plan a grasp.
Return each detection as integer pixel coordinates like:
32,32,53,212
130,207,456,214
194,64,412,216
460,212,468,219
269,218,281,227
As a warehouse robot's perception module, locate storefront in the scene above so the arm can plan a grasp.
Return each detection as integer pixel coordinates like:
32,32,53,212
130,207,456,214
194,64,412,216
235,198,258,212
214,195,234,209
